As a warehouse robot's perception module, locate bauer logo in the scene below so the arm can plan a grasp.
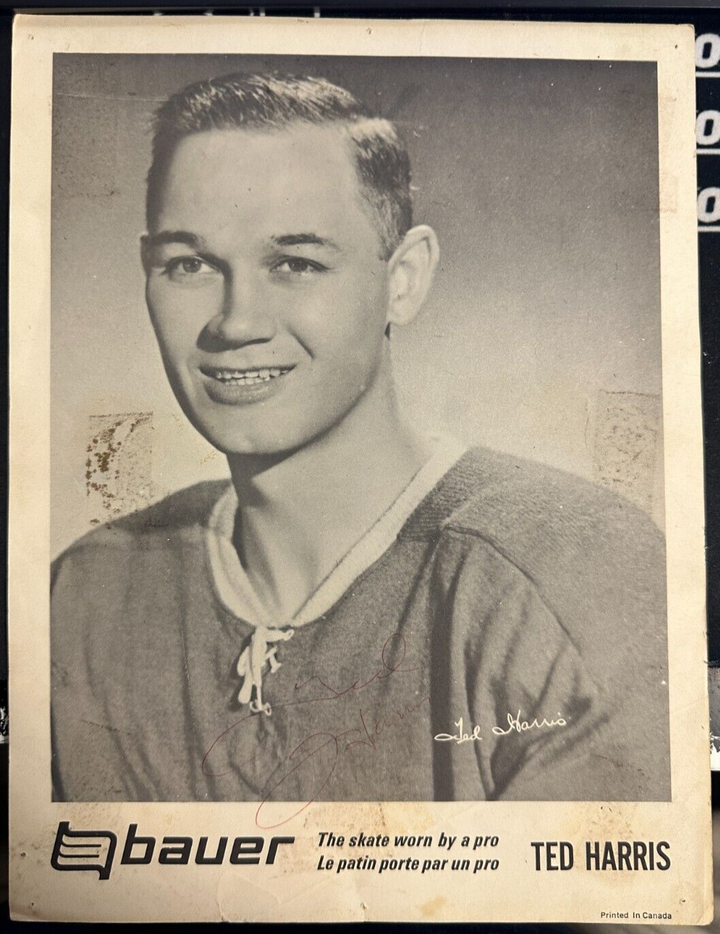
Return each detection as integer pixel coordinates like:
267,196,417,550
50,822,296,880
51,822,117,880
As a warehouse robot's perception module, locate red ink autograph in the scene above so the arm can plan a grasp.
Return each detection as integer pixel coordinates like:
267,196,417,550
201,633,424,828
292,631,420,701
254,696,430,830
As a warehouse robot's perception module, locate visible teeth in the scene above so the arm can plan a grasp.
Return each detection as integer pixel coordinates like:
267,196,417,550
210,366,291,384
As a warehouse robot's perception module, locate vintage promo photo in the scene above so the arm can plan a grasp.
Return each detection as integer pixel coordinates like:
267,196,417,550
49,52,669,806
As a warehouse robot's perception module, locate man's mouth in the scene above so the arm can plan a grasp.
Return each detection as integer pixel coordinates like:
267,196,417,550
201,365,295,386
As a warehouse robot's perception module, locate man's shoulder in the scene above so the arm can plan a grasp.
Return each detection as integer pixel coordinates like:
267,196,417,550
52,479,230,572
440,446,663,559
414,447,667,692
423,447,665,642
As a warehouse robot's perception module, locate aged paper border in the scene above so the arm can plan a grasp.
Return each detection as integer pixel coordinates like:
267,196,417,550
8,14,711,924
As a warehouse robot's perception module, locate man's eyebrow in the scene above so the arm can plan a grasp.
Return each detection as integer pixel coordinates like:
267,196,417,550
143,230,208,251
270,233,341,251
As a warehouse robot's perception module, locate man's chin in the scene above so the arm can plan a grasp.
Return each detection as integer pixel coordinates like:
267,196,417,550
199,428,310,462
184,396,366,462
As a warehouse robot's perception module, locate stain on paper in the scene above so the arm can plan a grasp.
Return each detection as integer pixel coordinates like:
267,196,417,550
419,895,447,918
86,412,153,524
591,390,661,514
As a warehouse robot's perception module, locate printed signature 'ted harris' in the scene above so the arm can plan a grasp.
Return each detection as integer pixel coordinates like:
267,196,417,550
434,711,568,745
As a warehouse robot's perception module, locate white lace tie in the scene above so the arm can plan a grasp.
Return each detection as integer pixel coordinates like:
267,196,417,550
236,626,294,715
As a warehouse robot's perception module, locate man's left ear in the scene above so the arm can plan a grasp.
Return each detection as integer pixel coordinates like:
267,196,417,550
386,225,440,328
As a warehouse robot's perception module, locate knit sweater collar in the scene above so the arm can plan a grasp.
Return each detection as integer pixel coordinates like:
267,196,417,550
204,435,468,630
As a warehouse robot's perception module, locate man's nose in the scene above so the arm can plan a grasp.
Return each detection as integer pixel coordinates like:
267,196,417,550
205,277,277,346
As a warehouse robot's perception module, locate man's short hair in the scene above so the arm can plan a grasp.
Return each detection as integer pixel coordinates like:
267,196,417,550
146,72,413,259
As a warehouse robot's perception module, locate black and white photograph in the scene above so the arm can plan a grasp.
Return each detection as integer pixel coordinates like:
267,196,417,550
8,15,710,925
48,50,672,807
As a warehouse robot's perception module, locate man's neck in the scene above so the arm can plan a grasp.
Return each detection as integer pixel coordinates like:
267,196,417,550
226,385,432,623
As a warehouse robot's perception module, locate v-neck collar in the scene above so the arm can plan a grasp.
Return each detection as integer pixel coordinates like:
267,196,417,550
204,436,468,630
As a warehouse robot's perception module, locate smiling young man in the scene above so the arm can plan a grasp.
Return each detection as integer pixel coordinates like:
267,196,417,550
51,73,670,806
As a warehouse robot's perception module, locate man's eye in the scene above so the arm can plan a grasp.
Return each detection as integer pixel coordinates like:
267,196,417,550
164,257,217,282
272,257,326,277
